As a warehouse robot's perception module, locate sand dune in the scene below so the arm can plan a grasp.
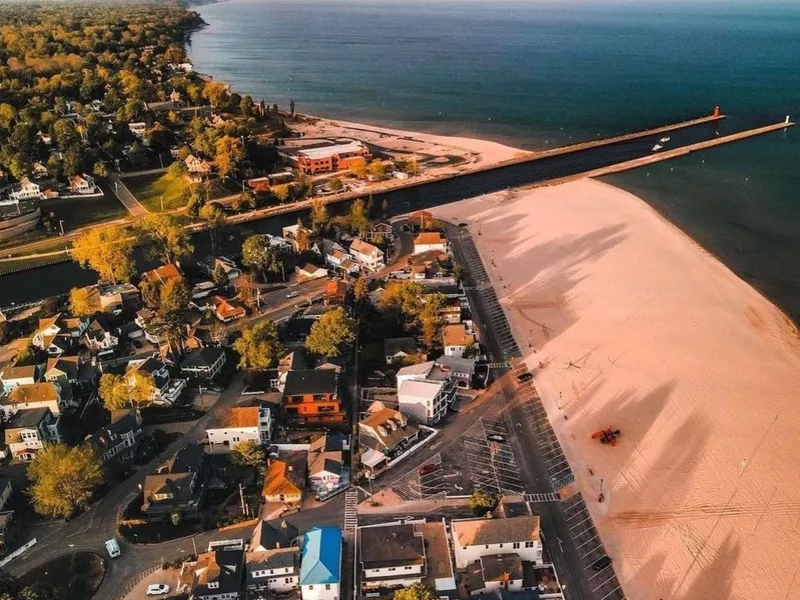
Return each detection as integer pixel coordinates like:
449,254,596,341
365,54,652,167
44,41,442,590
431,179,800,600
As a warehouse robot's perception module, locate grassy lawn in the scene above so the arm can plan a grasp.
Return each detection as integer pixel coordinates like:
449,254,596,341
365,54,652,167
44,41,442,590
41,182,128,232
20,552,106,598
124,170,188,212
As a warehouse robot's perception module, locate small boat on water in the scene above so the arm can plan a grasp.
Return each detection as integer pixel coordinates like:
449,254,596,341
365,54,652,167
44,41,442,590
651,144,663,151
659,136,671,143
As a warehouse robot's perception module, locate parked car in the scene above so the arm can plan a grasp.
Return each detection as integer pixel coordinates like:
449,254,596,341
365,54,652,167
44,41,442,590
516,372,533,383
592,556,612,571
146,584,171,596
418,464,437,476
105,538,121,559
286,291,300,299
487,434,505,443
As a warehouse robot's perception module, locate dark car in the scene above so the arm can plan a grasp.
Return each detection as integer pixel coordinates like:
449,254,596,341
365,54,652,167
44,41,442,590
516,372,533,383
418,464,437,476
592,556,612,571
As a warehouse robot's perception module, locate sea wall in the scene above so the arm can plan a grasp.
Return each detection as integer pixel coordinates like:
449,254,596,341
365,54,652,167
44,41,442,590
0,206,41,240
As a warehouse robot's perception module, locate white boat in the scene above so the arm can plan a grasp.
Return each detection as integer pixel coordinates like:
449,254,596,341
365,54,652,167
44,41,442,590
651,144,663,151
659,136,671,143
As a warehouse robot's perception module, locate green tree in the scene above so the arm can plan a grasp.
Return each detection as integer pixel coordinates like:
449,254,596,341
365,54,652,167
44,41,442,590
170,511,182,527
92,161,109,179
138,213,194,264
215,135,245,178
28,444,103,519
231,440,265,471
233,321,283,370
306,307,356,357
72,225,135,284
242,235,282,281
468,489,501,516
393,583,437,600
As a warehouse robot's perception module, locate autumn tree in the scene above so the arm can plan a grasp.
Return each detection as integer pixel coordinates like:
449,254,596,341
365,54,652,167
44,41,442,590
242,235,282,281
215,135,245,178
306,307,356,357
381,281,424,327
202,81,228,108
310,199,330,234
72,225,135,284
233,321,283,370
393,583,437,600
159,276,190,317
29,444,103,519
213,263,229,287
348,198,371,236
138,213,194,264
367,159,388,181
69,286,94,317
420,292,446,348
231,440,265,472
468,489,501,516
272,184,290,203
200,203,226,256
98,371,154,410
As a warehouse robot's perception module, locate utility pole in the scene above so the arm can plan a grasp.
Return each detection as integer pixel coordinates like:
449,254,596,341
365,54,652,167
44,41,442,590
160,195,164,212
192,536,198,556
58,220,64,236
239,483,247,515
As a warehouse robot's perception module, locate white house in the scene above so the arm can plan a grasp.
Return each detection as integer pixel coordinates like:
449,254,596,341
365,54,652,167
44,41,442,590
32,313,90,355
265,234,294,253
413,231,448,255
396,378,455,425
246,520,300,595
316,240,359,276
300,527,342,600
70,174,96,195
451,515,543,569
442,323,477,358
180,347,227,380
185,154,212,174
9,177,43,201
4,407,59,462
358,522,425,591
295,263,328,281
349,239,385,272
2,382,74,417
0,365,38,393
128,122,147,137
206,405,272,448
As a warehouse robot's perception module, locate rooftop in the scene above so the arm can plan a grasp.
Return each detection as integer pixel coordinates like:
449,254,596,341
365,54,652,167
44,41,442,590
262,454,306,499
415,231,446,246
297,141,367,160
442,324,475,347
6,382,62,405
384,337,418,356
481,553,523,582
452,516,541,547
213,406,263,430
359,524,424,571
398,378,444,402
300,526,342,585
182,347,225,369
283,370,337,397
251,519,299,552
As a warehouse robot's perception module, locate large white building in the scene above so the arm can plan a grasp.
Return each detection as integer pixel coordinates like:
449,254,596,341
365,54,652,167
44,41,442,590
349,239,385,272
206,405,272,448
395,361,458,425
451,515,543,569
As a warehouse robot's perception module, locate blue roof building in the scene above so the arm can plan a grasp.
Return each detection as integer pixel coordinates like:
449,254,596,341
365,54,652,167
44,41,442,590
300,526,342,591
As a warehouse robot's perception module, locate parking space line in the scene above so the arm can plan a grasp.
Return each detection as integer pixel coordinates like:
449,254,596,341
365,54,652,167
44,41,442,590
582,545,604,560
590,571,615,587
570,516,593,531
565,508,589,522
598,586,622,600
586,563,611,578
575,534,599,550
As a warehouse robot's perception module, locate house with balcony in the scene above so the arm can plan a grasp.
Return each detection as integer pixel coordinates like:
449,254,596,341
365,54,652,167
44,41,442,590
0,365,38,393
246,520,300,596
357,522,426,593
86,408,143,464
349,239,384,272
185,154,212,175
2,381,74,417
180,347,227,380
4,407,59,462
125,357,187,405
282,370,343,427
300,526,342,600
395,361,457,425
9,177,43,201
142,443,207,522
358,407,420,471
32,313,90,356
206,405,272,449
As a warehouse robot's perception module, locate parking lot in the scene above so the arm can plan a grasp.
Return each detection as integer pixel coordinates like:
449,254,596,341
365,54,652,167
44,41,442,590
561,493,626,600
389,453,447,502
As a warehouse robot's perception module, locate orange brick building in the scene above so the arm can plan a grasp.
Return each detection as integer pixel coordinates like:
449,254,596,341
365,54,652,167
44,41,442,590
282,370,345,426
292,141,371,175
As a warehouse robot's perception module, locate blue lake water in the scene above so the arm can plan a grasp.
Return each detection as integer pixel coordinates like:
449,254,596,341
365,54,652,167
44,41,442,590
188,0,800,322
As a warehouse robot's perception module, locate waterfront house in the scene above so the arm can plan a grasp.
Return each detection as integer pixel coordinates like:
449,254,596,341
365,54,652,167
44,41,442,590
202,255,241,284
180,347,227,380
142,443,207,522
206,405,272,449
283,140,371,175
185,154,212,174
69,174,96,195
349,239,385,272
9,177,43,201
4,407,59,461
413,231,448,255
282,370,343,427
262,453,306,504
300,526,342,600
282,223,313,252
32,162,49,178
365,222,395,242
140,263,183,286
442,324,478,358
85,408,143,464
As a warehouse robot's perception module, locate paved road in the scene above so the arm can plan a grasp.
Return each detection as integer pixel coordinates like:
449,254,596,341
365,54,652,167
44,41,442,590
109,174,149,217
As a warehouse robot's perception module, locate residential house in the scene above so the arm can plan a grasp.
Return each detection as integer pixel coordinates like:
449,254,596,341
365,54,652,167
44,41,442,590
384,337,420,364
0,365,38,393
300,526,342,600
465,554,524,596
83,319,120,354
141,263,183,286
396,378,454,425
142,443,207,521
349,239,385,272
282,370,343,427
406,250,450,280
203,256,241,284
70,174,96,195
314,356,345,374
413,232,448,255
181,347,227,380
442,324,478,358
265,234,294,253
316,240,358,276
261,453,306,504
9,177,43,201
440,298,463,324
283,140,371,175
358,407,420,471
451,515,543,569
126,357,187,405
180,547,244,600
307,435,345,493
32,313,90,355
185,154,212,175
365,222,394,243
295,263,328,281
246,520,301,596
434,356,475,389
128,122,147,137
36,131,52,145
92,282,140,313
43,356,81,384
282,224,313,253
4,407,59,461
206,405,272,448
209,296,246,323
32,162,49,178
3,382,73,417
274,349,310,392
246,177,271,193
357,522,425,592
86,408,143,464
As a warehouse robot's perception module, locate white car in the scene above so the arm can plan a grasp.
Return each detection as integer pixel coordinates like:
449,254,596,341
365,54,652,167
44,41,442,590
146,584,170,596
286,291,300,299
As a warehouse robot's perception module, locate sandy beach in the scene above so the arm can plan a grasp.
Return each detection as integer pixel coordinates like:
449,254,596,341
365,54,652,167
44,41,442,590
292,115,531,173
431,179,800,600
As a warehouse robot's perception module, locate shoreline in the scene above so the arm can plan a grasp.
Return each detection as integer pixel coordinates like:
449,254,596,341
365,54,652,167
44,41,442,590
431,179,800,599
